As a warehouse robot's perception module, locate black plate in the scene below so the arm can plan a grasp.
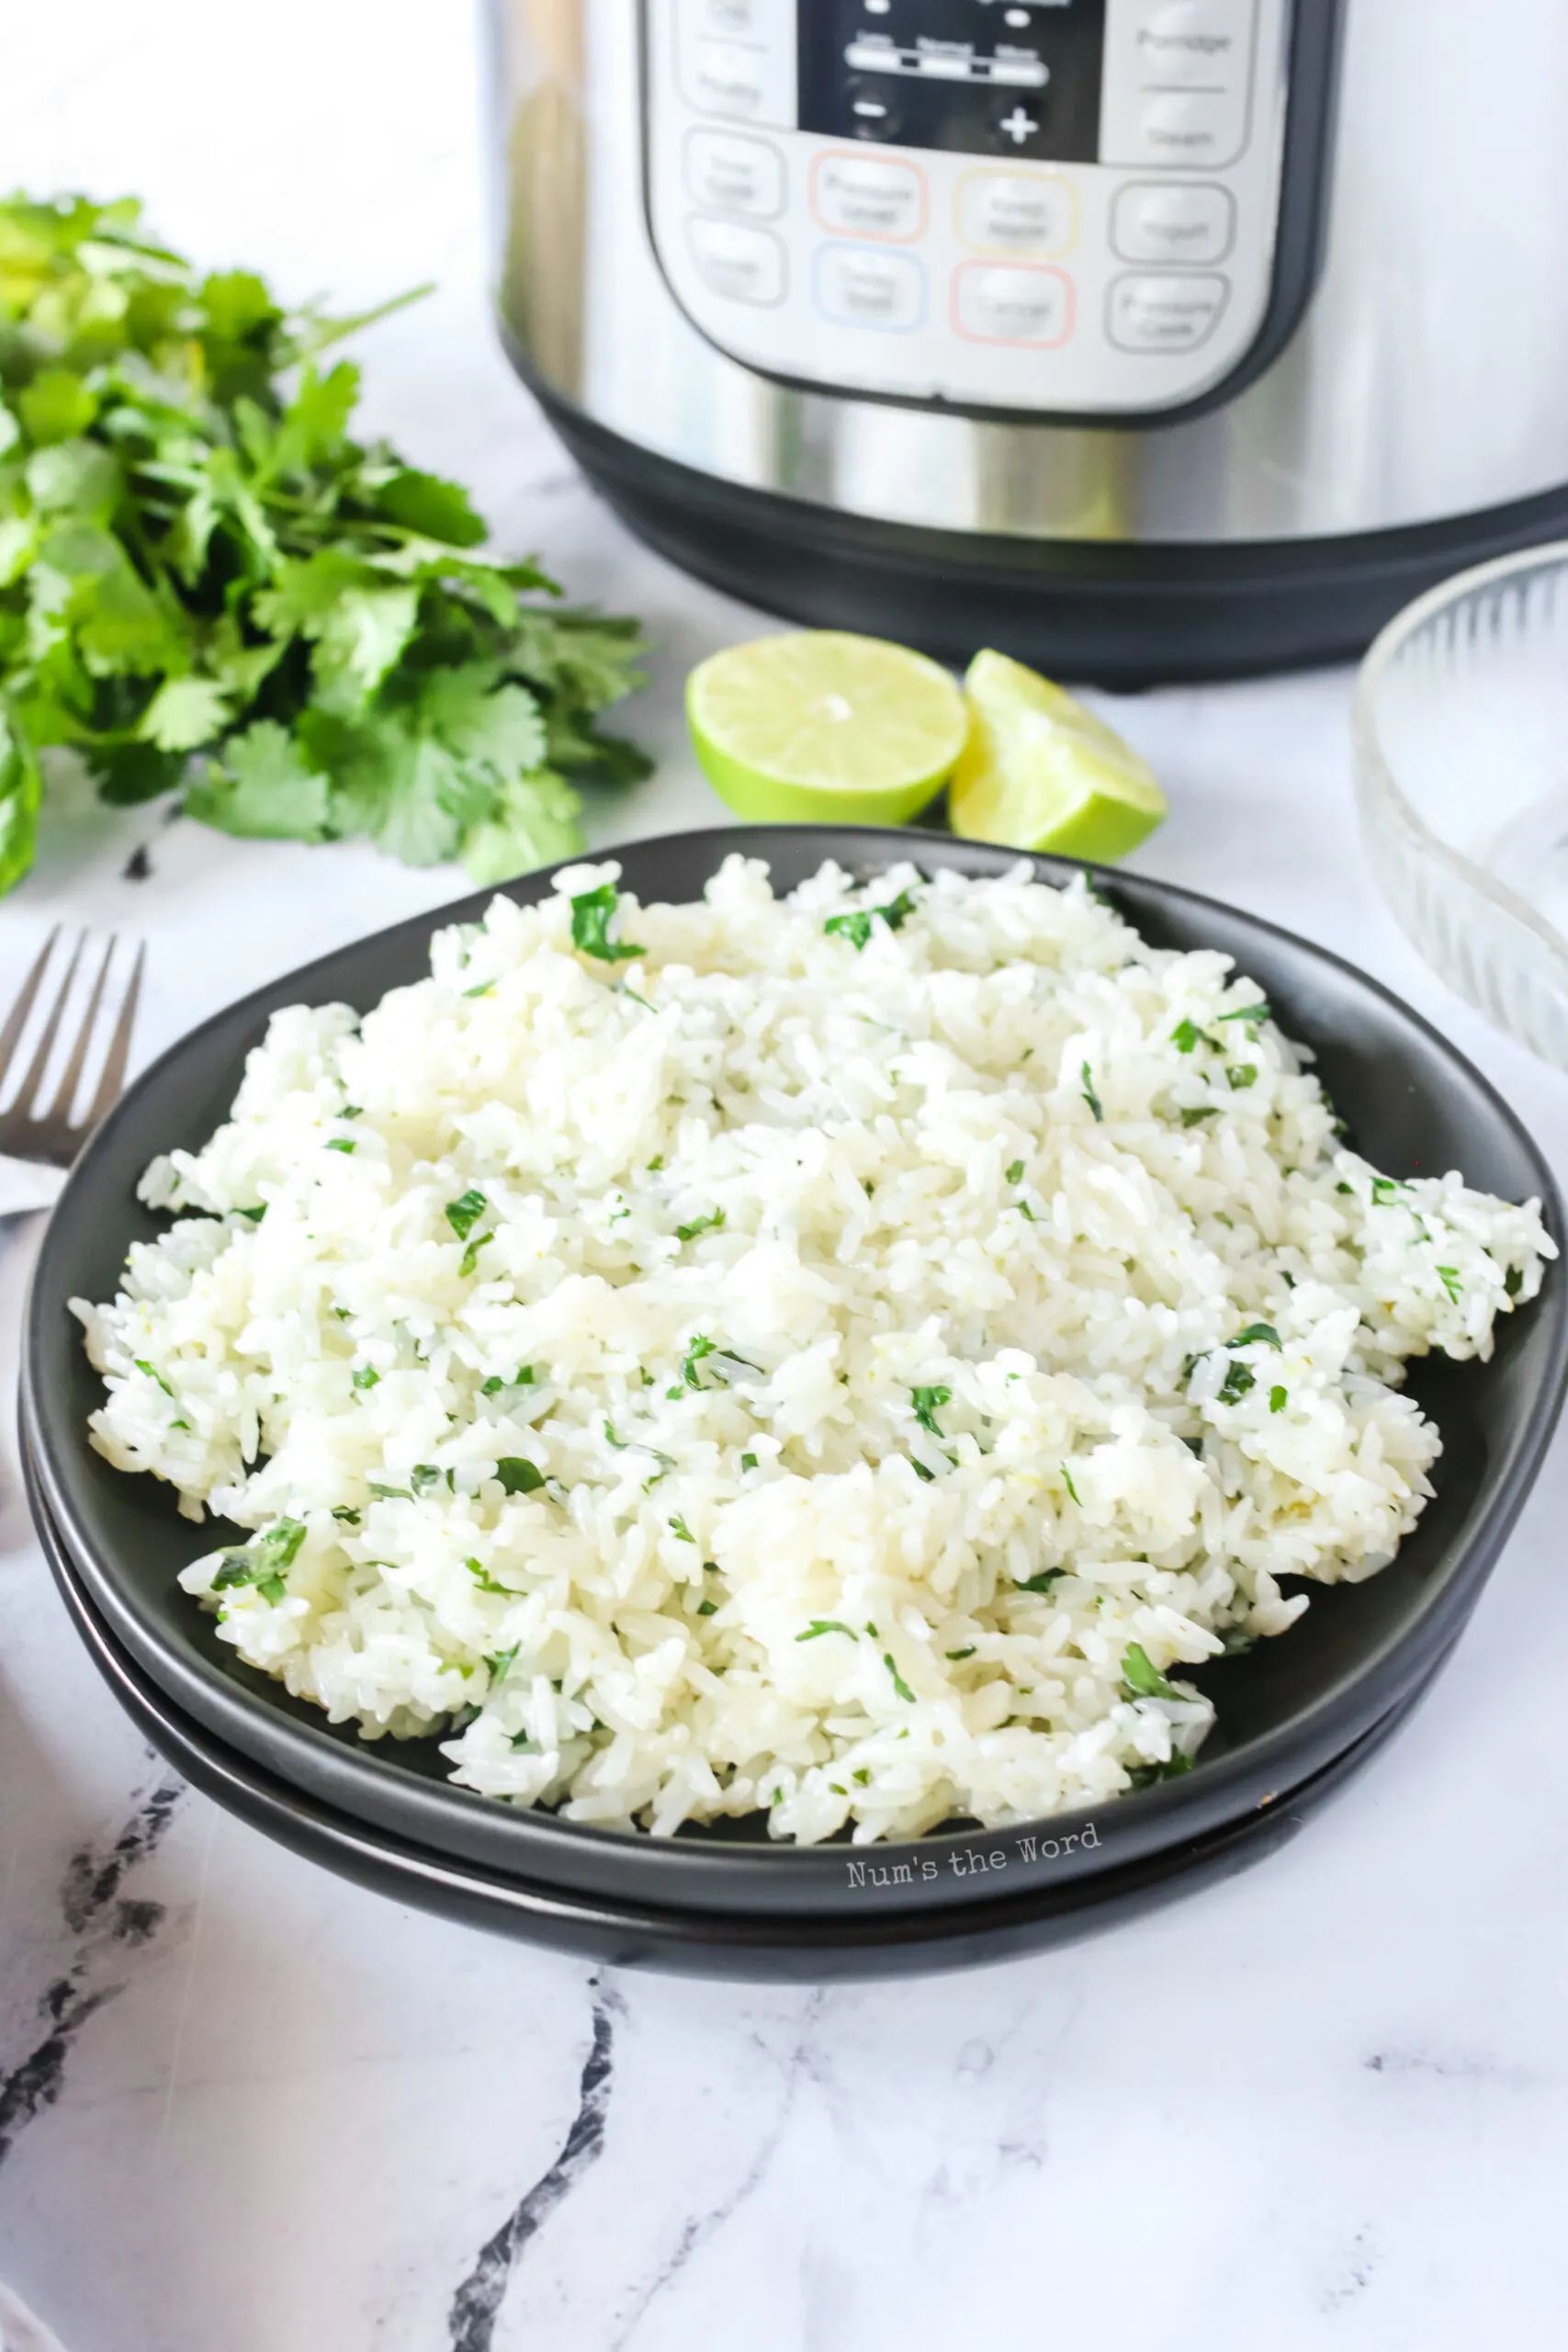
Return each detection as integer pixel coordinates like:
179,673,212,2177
23,826,1568,1921
40,1489,1434,1981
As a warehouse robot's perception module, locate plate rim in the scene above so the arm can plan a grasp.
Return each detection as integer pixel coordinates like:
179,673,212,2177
25,822,1568,1907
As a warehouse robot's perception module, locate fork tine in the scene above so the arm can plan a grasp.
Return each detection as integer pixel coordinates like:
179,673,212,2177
44,933,117,1125
6,930,87,1124
0,927,62,1096
83,939,144,1131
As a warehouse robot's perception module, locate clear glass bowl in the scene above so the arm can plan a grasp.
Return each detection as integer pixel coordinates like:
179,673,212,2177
1354,542,1568,1068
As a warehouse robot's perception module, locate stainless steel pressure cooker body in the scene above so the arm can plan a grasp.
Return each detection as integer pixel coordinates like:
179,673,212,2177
487,1,1568,683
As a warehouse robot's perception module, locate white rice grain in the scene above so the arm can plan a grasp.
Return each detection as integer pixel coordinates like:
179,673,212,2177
73,856,1554,1842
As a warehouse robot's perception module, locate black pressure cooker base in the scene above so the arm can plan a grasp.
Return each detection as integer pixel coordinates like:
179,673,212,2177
531,379,1568,690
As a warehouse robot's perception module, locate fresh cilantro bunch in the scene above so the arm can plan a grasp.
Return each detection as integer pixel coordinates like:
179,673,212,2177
0,193,650,896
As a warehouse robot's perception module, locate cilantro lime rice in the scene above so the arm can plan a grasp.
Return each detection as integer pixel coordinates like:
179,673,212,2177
73,857,1553,1843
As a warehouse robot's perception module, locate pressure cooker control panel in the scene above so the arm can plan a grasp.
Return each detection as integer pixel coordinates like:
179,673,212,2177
641,0,1298,417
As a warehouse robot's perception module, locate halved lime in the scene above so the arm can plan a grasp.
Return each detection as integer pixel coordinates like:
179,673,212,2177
687,632,967,825
950,649,1167,863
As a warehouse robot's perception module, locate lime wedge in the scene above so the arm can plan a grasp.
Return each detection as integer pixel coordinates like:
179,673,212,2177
950,649,1167,863
687,632,967,825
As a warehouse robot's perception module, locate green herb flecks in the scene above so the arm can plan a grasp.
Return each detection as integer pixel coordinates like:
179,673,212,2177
1269,1385,1288,1414
884,1653,916,1702
444,1189,488,1241
134,1358,174,1396
352,1364,379,1390
1438,1265,1462,1304
824,888,918,952
669,1514,696,1544
486,1644,519,1685
945,1645,976,1661
1229,1322,1280,1350
1216,1360,1256,1406
570,881,646,963
1122,1642,1188,1703
1125,1752,1196,1789
1080,1062,1104,1122
1227,1064,1258,1091
460,1229,493,1278
1179,1106,1216,1127
210,1517,305,1606
910,1385,951,1438
1005,1159,1025,1187
1171,1019,1207,1054
1217,1001,1269,1024
796,1620,855,1642
675,1208,725,1244
494,1456,545,1496
1015,1568,1066,1596
1059,1464,1080,1506
467,1556,513,1597
326,1136,355,1155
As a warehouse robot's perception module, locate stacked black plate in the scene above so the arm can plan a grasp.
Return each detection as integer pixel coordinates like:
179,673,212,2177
24,829,1568,1980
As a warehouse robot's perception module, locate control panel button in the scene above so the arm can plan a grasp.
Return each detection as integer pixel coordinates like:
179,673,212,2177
1100,0,1256,168
1108,271,1230,350
953,263,1073,348
686,216,787,305
957,171,1076,256
685,40,770,120
1136,1,1253,85
685,0,772,29
1136,90,1244,165
814,243,927,332
1111,181,1235,264
684,129,786,219
989,98,1044,151
677,0,797,128
811,152,926,242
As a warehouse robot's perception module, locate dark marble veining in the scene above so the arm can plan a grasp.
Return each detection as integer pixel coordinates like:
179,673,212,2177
446,1980,626,2352
0,1762,183,2175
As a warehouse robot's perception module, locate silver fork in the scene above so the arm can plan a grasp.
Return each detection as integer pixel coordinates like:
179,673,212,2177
0,929,144,1171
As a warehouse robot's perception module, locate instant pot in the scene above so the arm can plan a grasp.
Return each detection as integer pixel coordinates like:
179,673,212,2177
486,2,1568,684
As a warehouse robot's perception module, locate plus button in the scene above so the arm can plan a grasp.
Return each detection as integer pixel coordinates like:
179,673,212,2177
996,105,1039,145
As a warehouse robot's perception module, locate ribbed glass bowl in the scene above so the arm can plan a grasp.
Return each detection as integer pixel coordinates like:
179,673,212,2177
1354,542,1568,1068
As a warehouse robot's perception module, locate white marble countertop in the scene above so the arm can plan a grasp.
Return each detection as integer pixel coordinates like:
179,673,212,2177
4,10,1568,2350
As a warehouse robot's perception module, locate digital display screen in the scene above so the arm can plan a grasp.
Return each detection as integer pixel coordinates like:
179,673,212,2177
796,0,1109,164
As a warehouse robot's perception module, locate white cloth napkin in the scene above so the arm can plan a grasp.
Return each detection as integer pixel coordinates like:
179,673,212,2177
0,2281,69,2352
0,1157,64,1218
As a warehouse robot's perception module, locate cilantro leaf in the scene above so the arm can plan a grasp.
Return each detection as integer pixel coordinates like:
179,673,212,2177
0,194,649,899
494,1456,546,1495
570,882,645,962
1122,1643,1187,1702
824,889,918,951
445,1189,488,1240
910,1385,950,1437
